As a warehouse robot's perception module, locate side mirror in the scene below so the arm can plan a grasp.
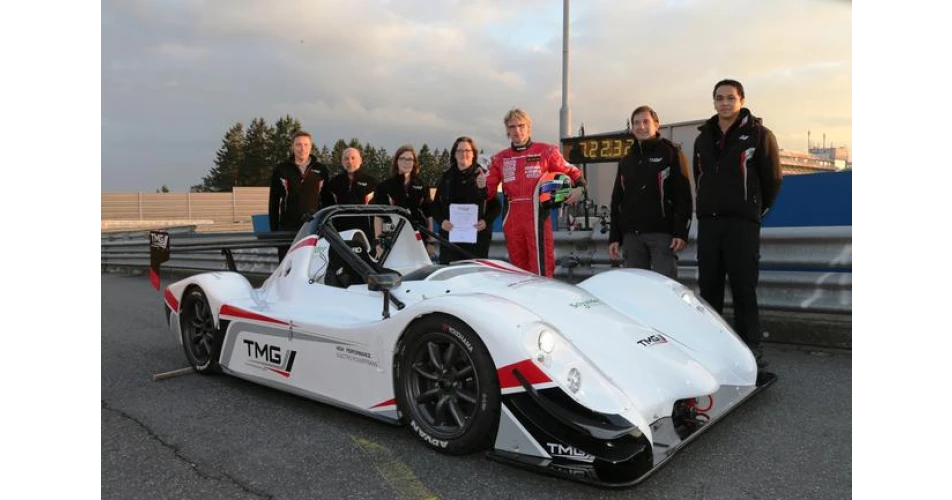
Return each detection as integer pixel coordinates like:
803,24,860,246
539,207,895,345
367,272,401,292
367,272,402,320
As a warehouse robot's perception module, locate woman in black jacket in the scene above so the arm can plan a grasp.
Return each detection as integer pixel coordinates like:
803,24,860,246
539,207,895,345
432,136,501,263
372,144,434,256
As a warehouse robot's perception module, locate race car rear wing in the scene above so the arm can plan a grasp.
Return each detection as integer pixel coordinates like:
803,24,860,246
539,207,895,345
147,229,296,290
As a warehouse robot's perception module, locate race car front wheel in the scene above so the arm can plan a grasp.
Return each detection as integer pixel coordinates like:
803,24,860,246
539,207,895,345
396,315,500,455
180,287,222,374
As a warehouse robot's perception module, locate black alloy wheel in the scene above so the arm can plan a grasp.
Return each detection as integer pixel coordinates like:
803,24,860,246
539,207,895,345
397,315,499,455
180,287,222,373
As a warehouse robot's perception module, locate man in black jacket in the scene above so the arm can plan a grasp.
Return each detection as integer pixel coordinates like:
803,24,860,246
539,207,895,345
693,79,783,368
268,131,330,260
608,106,692,279
321,147,379,235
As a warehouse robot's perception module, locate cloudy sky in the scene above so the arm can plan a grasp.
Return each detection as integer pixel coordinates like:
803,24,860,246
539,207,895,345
101,0,851,192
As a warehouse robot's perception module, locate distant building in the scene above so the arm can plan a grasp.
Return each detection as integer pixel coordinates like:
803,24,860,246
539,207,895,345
778,147,851,174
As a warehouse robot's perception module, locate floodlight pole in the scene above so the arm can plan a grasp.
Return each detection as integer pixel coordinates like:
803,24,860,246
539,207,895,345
559,0,571,140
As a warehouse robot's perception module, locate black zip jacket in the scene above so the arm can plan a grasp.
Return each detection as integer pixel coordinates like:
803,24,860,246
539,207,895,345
609,136,692,243
432,165,501,231
372,174,433,229
321,170,379,207
268,155,331,231
693,108,782,223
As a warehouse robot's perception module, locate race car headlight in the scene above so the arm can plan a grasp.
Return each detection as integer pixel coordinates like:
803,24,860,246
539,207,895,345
538,329,556,354
522,324,629,413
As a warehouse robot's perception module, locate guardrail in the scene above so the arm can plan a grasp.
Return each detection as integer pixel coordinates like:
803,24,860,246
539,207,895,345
102,225,851,314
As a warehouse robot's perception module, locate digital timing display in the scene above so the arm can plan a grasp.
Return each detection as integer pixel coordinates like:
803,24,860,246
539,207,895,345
561,132,634,163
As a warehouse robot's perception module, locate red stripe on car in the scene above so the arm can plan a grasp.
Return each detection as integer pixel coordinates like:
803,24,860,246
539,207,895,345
497,359,552,389
370,398,396,409
164,288,179,312
289,236,319,254
219,304,289,326
474,259,531,275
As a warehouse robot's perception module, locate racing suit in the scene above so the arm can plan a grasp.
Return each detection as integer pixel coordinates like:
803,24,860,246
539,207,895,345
486,140,583,277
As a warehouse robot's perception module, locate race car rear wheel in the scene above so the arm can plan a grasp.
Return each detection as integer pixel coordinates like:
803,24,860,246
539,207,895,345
180,287,222,374
396,315,499,455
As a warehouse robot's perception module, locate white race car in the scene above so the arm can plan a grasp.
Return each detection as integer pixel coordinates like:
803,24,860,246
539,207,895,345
160,205,774,487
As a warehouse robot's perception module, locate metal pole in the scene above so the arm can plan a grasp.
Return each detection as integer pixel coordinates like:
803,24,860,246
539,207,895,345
559,0,571,139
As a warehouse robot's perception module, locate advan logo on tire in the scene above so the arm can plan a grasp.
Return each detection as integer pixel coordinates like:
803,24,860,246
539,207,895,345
410,420,448,448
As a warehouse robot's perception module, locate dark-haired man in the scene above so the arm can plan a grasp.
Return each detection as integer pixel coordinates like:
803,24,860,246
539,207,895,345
693,79,783,368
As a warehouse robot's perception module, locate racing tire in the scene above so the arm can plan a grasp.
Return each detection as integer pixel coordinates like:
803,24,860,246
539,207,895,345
180,287,222,374
396,315,499,455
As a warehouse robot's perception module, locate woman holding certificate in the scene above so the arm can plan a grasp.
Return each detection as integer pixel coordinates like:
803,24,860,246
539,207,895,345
432,136,501,263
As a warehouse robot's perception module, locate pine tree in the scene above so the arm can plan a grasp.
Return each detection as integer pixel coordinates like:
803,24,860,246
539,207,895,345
241,117,273,186
417,144,440,187
198,122,244,192
437,148,451,173
316,145,333,169
363,144,385,180
330,139,349,170
268,114,303,172
374,147,391,181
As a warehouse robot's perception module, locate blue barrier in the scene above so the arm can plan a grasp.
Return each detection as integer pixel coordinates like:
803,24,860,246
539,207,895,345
763,170,851,228
252,214,269,234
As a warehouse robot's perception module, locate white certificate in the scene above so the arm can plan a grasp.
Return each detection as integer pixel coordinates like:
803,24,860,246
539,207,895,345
449,203,478,243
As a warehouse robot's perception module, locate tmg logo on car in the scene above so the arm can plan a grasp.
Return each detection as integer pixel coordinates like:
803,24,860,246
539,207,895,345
636,334,668,347
243,339,297,378
546,443,595,463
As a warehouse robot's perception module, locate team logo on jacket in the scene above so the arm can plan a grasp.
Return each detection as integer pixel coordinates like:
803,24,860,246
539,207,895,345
243,339,297,377
503,158,516,182
636,334,668,347
526,154,541,164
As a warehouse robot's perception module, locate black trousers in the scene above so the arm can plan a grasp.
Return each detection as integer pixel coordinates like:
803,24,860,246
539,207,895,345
696,216,763,347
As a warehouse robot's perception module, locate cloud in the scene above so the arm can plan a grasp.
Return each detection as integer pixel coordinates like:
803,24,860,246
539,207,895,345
102,0,851,192
150,42,209,61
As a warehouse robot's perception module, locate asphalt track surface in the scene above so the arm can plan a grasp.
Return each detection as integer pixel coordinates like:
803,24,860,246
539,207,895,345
102,272,851,500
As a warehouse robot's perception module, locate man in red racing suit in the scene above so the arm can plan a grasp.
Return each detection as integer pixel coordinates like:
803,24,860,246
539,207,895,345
482,108,586,277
